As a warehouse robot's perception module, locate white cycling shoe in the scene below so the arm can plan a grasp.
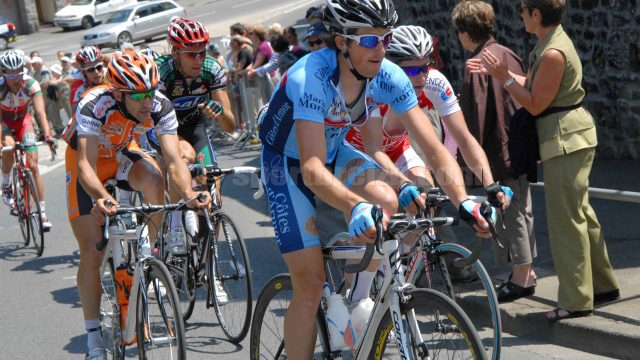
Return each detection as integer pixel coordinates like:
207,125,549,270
147,279,166,300
85,346,107,360
214,278,229,305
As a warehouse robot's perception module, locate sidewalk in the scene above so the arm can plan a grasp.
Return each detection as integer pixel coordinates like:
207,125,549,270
313,155,640,359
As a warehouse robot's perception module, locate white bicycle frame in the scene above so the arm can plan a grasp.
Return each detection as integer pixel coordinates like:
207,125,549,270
99,182,152,345
323,238,423,360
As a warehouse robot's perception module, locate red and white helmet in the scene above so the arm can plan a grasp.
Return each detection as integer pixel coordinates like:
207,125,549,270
107,49,159,92
76,46,102,64
167,18,210,49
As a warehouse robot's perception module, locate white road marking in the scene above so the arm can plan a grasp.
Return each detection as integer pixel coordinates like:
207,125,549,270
62,275,77,280
282,0,318,14
40,161,66,175
232,0,260,8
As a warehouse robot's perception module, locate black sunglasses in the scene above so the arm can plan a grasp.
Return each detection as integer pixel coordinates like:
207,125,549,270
308,39,323,46
82,64,104,73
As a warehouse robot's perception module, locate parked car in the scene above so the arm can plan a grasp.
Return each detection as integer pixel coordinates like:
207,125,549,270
0,16,17,50
81,0,185,49
54,0,139,30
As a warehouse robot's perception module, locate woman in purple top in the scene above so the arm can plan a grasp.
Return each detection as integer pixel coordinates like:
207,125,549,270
248,25,275,77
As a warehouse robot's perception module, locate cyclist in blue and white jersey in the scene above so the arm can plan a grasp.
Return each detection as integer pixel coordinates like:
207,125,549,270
258,0,494,357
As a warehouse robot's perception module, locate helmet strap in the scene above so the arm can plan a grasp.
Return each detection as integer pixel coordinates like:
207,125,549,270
115,95,138,123
341,47,370,81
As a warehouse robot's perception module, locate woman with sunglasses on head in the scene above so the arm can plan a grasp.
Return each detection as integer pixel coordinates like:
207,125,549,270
0,50,56,229
468,0,620,321
64,49,211,360
152,18,235,256
346,25,511,219
258,1,494,357
65,46,106,111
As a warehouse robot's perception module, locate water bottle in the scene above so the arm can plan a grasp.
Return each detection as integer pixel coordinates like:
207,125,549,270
347,298,375,346
323,283,350,351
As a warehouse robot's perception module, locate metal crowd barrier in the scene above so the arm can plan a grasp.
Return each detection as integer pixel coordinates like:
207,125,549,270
530,183,640,204
231,72,274,149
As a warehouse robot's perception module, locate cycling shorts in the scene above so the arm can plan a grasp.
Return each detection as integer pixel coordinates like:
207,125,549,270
65,140,150,221
1,113,38,153
393,146,425,174
261,141,381,254
138,120,218,168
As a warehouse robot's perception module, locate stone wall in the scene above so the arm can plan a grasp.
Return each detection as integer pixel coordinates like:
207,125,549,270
393,0,640,159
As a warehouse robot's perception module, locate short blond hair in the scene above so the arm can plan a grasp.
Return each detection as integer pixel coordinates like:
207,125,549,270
451,1,495,43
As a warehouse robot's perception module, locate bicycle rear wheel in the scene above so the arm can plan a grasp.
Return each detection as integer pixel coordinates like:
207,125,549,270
99,258,126,360
412,243,501,360
137,257,187,359
167,247,197,321
249,274,331,360
11,167,29,246
370,288,487,360
209,212,252,343
24,170,45,256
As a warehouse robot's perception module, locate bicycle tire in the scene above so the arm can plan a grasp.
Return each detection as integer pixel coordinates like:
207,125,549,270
169,244,197,321
99,258,126,360
370,288,487,360
209,212,252,343
136,257,187,359
411,243,501,360
24,170,45,256
11,166,29,246
249,274,332,360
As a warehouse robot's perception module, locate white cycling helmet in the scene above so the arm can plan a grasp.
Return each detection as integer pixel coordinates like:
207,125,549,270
140,48,161,60
0,50,26,71
324,0,397,33
386,25,434,63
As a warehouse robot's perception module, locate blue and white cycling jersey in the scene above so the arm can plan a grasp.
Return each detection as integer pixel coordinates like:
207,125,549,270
258,48,418,161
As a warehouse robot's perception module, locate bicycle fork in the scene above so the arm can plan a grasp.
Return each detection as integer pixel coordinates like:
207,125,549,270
390,287,428,360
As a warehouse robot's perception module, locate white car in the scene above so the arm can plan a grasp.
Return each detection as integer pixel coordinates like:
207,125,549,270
54,0,139,30
81,0,185,49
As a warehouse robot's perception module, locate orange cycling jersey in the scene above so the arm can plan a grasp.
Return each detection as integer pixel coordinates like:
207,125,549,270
63,85,178,158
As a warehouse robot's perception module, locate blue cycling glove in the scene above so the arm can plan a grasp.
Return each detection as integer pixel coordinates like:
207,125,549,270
459,199,496,227
485,182,513,208
349,201,375,238
398,181,421,209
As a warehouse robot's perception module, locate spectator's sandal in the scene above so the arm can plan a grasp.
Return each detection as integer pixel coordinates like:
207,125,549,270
545,308,593,322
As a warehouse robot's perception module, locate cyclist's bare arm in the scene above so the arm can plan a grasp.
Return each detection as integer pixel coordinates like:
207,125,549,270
443,110,495,187
295,120,365,216
157,132,211,208
31,94,52,138
209,88,235,132
360,116,412,190
398,106,467,207
77,135,116,221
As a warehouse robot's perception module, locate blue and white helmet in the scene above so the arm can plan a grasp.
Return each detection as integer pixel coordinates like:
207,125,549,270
0,50,26,71
140,48,161,60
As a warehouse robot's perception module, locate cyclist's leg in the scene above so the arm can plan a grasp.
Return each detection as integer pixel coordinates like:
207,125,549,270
117,141,164,245
1,125,16,184
67,148,117,352
334,143,397,302
21,120,46,205
262,144,325,359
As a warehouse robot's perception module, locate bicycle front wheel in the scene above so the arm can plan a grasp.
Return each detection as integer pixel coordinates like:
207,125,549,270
209,212,252,343
24,170,45,256
425,243,501,360
99,258,126,360
370,288,487,360
137,258,186,359
249,274,331,360
11,167,29,246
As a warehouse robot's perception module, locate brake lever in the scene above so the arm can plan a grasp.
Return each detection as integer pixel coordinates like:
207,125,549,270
480,201,504,249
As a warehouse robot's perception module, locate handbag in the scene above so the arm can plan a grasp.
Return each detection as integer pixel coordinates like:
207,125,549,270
46,86,58,101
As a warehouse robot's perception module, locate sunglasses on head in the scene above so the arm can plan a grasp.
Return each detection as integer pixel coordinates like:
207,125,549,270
82,64,104,73
401,61,433,77
342,31,393,49
308,39,323,46
126,89,156,102
3,71,24,80
178,49,207,60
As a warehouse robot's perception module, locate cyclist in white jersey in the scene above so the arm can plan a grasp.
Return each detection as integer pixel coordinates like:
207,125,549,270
347,25,512,210
258,1,494,357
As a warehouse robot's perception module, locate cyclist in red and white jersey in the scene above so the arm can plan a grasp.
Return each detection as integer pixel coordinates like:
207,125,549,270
67,46,105,110
346,25,512,206
0,50,56,229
